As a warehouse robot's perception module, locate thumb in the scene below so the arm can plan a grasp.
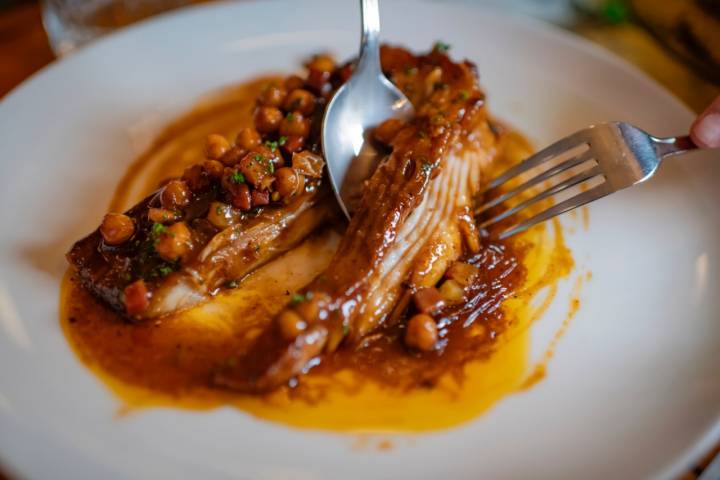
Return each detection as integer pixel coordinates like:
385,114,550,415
690,96,720,149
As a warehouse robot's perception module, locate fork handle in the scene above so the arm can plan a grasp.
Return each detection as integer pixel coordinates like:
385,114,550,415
653,135,698,159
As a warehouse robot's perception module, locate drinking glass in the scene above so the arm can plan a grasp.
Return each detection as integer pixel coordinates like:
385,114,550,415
41,0,200,56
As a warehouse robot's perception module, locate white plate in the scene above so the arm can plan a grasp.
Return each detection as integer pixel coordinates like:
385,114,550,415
1,1,718,478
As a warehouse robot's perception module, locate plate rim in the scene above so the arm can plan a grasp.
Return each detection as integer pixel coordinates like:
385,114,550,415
0,1,716,479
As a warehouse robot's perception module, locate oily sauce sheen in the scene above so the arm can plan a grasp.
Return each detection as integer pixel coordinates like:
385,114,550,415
60,77,574,431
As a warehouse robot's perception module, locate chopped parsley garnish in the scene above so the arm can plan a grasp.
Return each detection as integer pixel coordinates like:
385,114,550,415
278,135,288,146
157,266,173,277
342,323,350,337
254,153,265,162
459,90,470,100
215,205,224,216
434,41,451,52
230,171,245,184
265,140,278,151
285,112,295,122
151,223,167,236
290,293,306,304
268,162,275,174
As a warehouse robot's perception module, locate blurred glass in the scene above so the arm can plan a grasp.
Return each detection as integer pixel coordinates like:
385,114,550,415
41,0,200,56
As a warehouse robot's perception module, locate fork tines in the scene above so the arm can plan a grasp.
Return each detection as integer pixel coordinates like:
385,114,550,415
478,131,610,240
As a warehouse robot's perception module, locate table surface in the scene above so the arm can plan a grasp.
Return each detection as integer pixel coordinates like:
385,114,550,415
0,2,718,479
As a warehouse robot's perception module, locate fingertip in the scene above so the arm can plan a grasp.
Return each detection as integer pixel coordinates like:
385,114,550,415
690,112,720,149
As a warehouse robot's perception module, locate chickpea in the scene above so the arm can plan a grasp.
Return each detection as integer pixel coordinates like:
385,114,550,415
275,167,305,199
161,179,191,209
155,222,192,261
306,68,331,94
182,164,210,191
207,201,239,229
124,279,150,317
100,213,135,245
148,207,179,224
279,112,310,138
258,83,287,107
438,279,465,304
277,310,307,340
219,146,247,167
204,134,231,160
254,106,283,133
307,54,335,73
405,314,438,352
201,159,225,178
283,89,316,115
284,75,305,92
231,183,252,210
235,127,262,150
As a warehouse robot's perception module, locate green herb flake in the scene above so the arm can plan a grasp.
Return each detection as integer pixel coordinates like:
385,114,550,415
420,159,432,175
151,223,167,237
278,135,288,146
158,266,173,277
459,90,470,100
342,323,350,337
225,279,240,289
290,293,306,304
215,205,224,216
268,162,275,174
254,153,265,162
285,112,295,122
230,171,245,184
434,41,450,53
265,140,278,151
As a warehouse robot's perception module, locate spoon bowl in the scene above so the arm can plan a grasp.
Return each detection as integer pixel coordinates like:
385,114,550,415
321,0,414,218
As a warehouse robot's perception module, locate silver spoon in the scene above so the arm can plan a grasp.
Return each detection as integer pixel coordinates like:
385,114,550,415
321,0,415,218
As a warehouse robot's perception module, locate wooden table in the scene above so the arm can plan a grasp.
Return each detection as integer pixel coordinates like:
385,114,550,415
0,2,718,479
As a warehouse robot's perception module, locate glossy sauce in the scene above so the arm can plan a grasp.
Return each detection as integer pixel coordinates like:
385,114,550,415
60,79,575,431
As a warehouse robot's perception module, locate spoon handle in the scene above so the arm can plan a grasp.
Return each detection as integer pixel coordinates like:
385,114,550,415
357,0,382,75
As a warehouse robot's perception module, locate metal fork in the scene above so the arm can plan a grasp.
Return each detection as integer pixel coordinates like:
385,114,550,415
478,121,699,239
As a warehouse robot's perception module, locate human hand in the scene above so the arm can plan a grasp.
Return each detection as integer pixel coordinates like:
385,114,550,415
690,96,720,148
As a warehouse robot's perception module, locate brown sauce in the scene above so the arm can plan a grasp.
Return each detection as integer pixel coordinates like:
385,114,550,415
60,78,576,431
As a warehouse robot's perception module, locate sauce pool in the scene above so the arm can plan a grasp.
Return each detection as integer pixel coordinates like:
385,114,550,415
60,78,575,431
